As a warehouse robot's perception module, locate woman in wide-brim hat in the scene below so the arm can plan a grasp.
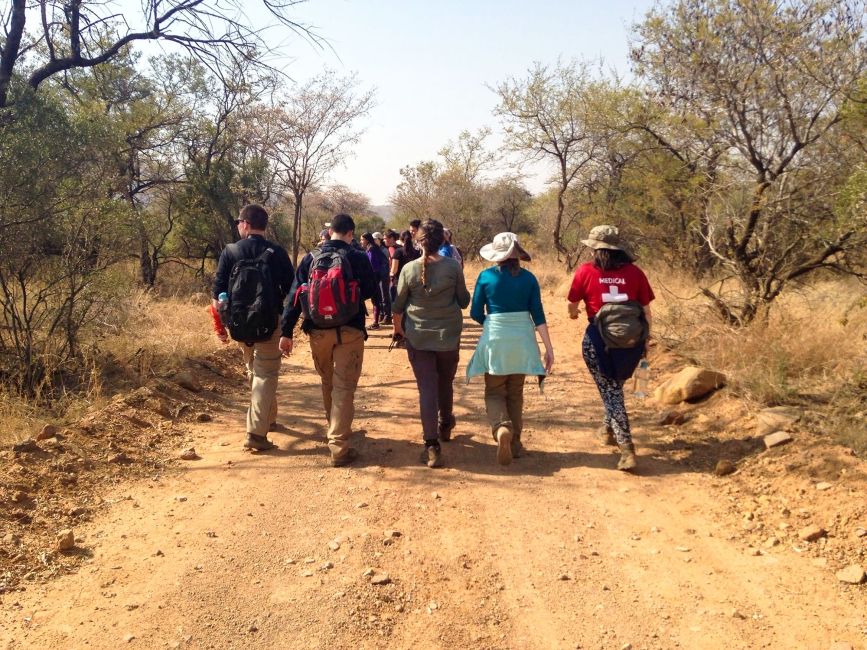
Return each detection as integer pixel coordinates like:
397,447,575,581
567,225,655,472
466,232,554,466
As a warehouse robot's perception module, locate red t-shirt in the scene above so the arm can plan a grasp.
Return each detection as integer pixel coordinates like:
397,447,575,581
568,262,655,320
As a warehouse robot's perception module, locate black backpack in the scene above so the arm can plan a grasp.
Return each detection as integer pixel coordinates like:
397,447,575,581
595,300,648,350
225,245,279,343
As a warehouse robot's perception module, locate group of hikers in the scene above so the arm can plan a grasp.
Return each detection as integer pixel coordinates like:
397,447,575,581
210,204,654,472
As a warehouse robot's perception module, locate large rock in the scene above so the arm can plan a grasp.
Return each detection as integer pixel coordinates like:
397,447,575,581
652,367,726,405
835,565,866,585
764,431,793,449
173,371,202,393
756,406,803,435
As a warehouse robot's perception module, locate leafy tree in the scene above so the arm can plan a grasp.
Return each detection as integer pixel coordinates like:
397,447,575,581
494,60,601,267
633,0,867,323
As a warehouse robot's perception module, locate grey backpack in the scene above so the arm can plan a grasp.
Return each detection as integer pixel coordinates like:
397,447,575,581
595,300,648,350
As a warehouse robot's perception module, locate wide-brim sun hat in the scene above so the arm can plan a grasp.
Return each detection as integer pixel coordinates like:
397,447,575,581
479,232,531,263
581,225,634,259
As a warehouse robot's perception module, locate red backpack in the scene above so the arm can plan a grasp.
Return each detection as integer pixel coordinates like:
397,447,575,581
295,247,360,328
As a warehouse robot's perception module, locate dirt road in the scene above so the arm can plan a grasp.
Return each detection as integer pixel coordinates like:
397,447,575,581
1,310,864,650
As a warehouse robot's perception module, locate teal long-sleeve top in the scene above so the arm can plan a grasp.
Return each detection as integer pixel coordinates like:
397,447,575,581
471,266,546,326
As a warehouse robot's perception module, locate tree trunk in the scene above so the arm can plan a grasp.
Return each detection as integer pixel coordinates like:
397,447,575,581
292,192,304,268
0,0,26,109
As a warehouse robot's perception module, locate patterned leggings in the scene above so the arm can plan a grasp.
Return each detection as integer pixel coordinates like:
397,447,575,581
582,329,632,445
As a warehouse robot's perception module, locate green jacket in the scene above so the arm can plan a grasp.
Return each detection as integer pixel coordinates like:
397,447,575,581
393,257,470,351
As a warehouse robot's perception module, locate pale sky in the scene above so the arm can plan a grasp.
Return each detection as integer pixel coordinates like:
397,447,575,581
271,0,656,205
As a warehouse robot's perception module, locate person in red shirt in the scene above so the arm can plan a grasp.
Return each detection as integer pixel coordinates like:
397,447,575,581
567,225,654,471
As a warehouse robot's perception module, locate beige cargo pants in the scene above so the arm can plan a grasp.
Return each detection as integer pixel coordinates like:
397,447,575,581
238,328,281,436
308,327,365,460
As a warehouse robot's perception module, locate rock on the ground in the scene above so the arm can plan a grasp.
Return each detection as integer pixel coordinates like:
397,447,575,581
652,366,726,405
12,438,41,454
173,371,202,392
756,406,803,435
384,529,402,538
855,528,867,538
815,482,833,491
195,413,212,423
37,424,59,440
763,431,793,449
371,573,391,585
829,643,854,650
56,529,75,551
179,448,200,461
328,540,341,551
108,452,133,465
835,565,866,585
657,410,687,426
714,460,736,476
798,525,827,542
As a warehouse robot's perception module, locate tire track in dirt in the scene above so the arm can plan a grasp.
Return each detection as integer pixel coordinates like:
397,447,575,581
1,311,864,649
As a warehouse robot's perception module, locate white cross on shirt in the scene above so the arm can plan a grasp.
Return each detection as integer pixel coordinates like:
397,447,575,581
602,284,629,303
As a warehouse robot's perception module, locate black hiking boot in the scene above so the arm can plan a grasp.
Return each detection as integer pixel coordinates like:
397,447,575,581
511,434,524,458
438,414,456,442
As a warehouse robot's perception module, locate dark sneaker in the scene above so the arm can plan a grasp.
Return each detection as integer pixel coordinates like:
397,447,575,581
382,317,393,325
369,322,380,330
495,426,513,466
617,443,637,471
331,448,359,468
244,434,277,451
597,424,616,446
511,435,524,458
420,444,442,468
438,414,456,442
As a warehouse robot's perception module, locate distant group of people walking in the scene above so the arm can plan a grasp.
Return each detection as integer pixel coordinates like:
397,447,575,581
211,205,653,472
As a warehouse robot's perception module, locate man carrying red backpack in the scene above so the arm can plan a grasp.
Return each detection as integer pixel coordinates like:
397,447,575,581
280,213,378,467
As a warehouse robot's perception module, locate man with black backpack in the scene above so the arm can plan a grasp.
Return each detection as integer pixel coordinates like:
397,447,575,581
280,213,378,467
212,204,294,452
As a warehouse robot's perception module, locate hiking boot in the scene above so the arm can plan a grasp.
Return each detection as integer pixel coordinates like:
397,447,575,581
617,442,637,471
420,443,443,468
243,434,277,452
382,316,393,325
597,424,616,446
331,448,359,468
495,426,513,466
511,434,524,458
269,422,288,433
369,322,380,330
438,414,456,442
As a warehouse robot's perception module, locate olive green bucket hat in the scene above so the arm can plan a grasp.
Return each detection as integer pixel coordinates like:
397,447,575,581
581,225,635,260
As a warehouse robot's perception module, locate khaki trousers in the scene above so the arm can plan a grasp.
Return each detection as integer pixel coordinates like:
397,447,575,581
308,327,365,458
484,373,525,439
237,328,282,437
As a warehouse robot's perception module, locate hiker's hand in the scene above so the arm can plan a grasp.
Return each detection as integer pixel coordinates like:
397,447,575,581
392,319,405,338
567,302,580,320
279,336,293,357
543,348,554,373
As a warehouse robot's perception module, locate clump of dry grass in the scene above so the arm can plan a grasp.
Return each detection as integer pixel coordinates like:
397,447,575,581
0,288,219,445
100,288,217,378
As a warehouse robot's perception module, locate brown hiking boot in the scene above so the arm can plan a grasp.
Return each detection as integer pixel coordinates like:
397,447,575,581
331,448,359,468
597,424,616,446
617,442,637,471
511,434,524,458
495,426,513,466
244,434,277,452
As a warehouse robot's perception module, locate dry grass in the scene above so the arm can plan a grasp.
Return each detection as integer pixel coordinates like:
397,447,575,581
0,287,218,445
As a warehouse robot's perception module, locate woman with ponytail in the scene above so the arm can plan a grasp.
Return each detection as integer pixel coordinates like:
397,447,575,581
392,219,470,468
